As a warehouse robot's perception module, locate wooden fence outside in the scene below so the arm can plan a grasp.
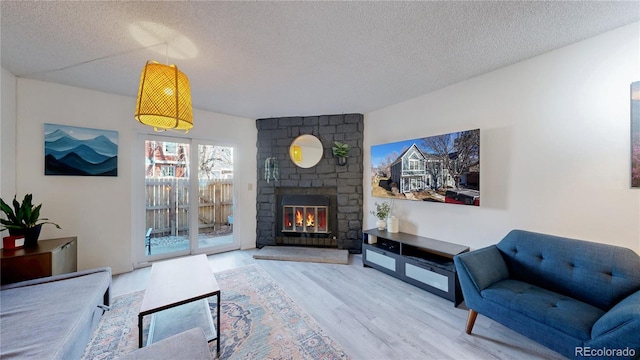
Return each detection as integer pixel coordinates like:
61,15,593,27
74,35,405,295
145,178,233,236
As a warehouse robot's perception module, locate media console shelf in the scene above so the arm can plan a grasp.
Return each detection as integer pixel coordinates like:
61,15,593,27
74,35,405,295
362,229,469,307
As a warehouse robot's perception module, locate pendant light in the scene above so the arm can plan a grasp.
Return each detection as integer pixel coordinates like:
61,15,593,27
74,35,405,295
135,60,193,132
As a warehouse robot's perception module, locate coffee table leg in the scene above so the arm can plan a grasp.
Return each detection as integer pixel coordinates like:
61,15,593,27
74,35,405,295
217,292,221,354
138,314,143,348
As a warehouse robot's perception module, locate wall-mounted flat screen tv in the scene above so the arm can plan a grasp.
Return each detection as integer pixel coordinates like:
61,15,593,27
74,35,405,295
371,128,480,206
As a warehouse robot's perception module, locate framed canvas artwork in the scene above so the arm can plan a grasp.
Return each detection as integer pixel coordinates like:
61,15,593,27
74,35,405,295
371,129,480,206
44,124,118,176
632,81,640,188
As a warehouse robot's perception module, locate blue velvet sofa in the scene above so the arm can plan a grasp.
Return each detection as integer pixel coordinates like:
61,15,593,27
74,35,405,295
454,230,640,360
0,268,111,359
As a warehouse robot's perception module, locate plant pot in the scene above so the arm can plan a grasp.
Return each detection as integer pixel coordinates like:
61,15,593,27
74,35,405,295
337,157,347,166
23,224,42,247
376,219,386,230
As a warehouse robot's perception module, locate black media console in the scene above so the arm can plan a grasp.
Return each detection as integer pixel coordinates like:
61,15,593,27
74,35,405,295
362,229,469,307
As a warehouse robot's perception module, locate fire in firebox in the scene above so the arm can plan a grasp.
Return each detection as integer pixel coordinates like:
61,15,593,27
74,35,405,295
305,211,314,227
283,205,328,234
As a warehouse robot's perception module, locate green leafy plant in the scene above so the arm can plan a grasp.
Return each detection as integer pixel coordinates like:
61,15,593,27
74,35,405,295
370,201,392,220
0,194,61,233
332,141,351,158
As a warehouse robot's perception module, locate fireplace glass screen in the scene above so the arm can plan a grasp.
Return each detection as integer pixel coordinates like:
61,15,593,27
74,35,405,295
282,205,329,234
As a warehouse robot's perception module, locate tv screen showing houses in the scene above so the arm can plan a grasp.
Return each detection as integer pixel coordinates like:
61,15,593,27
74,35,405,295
371,129,480,206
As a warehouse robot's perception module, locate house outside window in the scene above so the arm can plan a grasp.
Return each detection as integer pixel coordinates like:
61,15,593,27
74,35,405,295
161,165,176,177
408,158,422,171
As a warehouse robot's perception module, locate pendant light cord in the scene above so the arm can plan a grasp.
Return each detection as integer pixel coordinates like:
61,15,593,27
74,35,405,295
16,42,166,77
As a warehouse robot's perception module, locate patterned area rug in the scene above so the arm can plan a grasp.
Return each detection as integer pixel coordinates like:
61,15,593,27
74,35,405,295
82,264,349,360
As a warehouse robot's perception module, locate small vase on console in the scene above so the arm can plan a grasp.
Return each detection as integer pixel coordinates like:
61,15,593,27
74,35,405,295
376,219,386,230
387,216,399,233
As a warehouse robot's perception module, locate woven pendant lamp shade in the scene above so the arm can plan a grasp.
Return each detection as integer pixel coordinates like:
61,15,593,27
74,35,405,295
135,61,193,132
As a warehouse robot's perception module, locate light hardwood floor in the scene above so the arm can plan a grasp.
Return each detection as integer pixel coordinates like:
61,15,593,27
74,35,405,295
112,250,566,360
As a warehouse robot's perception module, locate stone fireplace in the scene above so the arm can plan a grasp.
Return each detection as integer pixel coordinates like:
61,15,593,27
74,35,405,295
256,114,363,252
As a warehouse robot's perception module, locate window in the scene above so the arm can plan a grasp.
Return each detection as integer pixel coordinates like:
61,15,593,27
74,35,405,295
409,159,420,171
160,165,175,177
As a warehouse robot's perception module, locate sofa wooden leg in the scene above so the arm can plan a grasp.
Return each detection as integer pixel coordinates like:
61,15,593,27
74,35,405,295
465,309,478,334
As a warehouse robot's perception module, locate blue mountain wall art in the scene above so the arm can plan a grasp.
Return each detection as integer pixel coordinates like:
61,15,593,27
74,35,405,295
44,124,118,176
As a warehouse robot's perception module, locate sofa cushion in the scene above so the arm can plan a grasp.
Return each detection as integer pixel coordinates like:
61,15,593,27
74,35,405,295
497,230,640,310
0,270,111,359
456,246,509,291
482,279,605,340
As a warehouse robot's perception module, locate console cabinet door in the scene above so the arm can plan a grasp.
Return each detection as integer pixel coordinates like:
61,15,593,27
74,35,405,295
52,238,77,276
364,246,398,273
404,262,449,292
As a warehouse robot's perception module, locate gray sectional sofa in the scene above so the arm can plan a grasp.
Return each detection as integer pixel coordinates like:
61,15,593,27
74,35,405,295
0,267,111,359
454,230,640,360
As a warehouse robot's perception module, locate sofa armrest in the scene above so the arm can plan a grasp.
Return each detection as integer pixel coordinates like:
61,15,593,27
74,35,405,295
3,267,112,307
454,246,509,292
592,289,640,338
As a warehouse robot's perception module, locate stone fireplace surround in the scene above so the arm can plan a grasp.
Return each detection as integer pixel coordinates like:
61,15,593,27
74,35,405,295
256,114,364,253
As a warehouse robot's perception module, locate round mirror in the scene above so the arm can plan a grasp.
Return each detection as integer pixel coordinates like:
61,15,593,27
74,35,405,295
289,134,323,168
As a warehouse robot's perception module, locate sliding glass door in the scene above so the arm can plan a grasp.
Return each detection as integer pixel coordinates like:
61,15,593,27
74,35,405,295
194,142,235,252
144,138,191,258
137,135,237,264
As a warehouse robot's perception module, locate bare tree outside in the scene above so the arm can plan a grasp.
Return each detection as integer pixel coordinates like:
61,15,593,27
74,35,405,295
199,146,233,179
422,133,454,186
421,130,479,189
425,157,443,190
379,151,400,176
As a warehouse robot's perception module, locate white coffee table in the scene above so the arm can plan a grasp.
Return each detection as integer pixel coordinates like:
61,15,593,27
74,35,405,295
138,254,220,354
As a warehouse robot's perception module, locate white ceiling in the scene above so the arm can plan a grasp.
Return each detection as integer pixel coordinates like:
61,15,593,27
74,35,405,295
2,1,639,120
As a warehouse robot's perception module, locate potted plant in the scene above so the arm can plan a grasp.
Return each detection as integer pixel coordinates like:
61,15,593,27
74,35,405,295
332,141,351,166
370,201,391,230
0,194,61,247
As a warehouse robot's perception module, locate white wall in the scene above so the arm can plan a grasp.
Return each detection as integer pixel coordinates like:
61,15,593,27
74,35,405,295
14,79,257,274
1,68,17,202
365,22,640,253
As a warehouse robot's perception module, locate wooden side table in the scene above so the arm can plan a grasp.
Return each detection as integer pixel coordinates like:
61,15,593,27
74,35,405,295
0,237,77,285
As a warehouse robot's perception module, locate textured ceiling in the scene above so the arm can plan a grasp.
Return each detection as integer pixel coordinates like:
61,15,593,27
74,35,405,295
2,1,639,119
